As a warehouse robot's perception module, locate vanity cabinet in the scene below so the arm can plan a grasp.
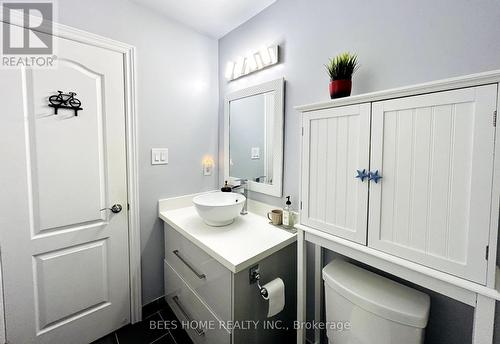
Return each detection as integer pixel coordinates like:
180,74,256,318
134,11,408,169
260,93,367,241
162,222,297,344
165,228,232,322
300,84,498,284
164,260,231,344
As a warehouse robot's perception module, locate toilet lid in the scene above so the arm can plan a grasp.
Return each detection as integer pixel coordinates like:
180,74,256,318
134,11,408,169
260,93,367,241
322,259,430,328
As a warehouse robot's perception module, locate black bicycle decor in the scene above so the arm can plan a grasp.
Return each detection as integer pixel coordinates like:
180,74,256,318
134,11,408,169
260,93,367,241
48,91,83,116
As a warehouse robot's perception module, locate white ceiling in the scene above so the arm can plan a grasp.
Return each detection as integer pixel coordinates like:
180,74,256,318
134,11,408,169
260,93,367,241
132,0,276,38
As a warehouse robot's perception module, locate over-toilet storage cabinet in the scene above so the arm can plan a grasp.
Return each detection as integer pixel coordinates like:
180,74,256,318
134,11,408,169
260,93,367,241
296,71,500,344
301,84,497,284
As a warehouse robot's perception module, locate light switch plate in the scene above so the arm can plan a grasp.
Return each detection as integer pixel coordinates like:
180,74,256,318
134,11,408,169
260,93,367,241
151,148,168,165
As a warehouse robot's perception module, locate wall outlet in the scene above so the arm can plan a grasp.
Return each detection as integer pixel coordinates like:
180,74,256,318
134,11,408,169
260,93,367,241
151,148,168,165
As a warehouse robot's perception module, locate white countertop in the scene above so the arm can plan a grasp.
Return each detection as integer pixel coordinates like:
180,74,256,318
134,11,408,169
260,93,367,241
158,193,297,273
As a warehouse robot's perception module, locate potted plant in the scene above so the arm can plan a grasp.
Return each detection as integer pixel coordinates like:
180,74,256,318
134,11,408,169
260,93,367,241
326,52,359,99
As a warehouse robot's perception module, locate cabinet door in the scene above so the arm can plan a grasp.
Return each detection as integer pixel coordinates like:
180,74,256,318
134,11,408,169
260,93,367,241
368,85,497,284
301,103,371,244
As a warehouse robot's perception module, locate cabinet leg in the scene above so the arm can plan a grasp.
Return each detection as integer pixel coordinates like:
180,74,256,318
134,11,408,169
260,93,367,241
314,245,323,344
472,294,495,344
297,229,306,344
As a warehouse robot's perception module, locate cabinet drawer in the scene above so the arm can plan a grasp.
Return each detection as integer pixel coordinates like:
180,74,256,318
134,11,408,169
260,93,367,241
164,260,231,344
164,225,232,321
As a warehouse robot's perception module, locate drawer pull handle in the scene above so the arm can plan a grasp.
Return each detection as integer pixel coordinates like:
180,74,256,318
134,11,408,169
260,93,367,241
173,250,207,279
172,295,205,336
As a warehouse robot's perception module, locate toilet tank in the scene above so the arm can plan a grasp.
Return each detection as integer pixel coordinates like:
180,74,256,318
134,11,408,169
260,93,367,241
322,260,431,344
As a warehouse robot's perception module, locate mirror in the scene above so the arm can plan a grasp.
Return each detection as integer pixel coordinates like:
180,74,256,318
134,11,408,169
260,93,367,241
229,91,274,184
224,78,284,197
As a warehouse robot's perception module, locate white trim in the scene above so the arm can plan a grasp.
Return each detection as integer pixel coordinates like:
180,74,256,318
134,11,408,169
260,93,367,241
3,10,133,54
296,228,307,344
0,15,142,324
487,88,500,288
297,113,306,344
472,294,495,343
123,46,142,324
295,69,500,112
313,246,322,344
224,78,285,197
298,224,500,304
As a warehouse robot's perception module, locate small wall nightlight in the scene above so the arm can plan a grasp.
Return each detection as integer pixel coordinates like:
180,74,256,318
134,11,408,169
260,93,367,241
225,44,279,81
202,157,214,176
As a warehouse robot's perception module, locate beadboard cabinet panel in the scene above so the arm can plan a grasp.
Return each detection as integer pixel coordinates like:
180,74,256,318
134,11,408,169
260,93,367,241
368,85,497,284
301,103,370,244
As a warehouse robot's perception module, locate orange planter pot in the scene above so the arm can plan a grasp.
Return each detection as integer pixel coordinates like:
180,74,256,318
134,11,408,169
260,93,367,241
329,79,352,99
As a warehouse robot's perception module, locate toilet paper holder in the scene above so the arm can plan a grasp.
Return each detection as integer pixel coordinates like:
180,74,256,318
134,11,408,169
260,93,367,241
249,265,269,299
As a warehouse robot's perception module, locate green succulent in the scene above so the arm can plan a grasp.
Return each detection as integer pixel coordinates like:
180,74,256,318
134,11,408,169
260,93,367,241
326,52,359,80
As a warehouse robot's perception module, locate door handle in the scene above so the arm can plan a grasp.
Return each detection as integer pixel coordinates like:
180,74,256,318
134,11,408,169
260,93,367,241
173,250,206,279
172,295,205,336
100,204,123,213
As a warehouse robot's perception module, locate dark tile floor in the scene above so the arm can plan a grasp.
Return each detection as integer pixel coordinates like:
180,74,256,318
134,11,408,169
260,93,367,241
91,298,193,344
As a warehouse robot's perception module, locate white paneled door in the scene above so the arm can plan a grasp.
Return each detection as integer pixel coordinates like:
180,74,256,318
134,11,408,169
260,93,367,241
369,85,497,284
0,29,130,343
301,104,371,244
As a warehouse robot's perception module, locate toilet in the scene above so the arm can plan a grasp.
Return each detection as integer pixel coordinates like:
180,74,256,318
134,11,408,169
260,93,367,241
323,260,431,344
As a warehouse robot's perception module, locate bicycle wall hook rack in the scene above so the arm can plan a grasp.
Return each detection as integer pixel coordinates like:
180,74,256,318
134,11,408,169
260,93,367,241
48,91,83,116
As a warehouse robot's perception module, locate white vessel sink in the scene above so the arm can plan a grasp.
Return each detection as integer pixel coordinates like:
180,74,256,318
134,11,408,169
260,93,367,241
193,192,246,226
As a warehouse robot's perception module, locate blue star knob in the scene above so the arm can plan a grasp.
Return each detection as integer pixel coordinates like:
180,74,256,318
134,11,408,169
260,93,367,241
355,169,369,182
369,170,383,183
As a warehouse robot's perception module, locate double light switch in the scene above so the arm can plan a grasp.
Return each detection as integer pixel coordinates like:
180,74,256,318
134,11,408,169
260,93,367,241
151,148,168,165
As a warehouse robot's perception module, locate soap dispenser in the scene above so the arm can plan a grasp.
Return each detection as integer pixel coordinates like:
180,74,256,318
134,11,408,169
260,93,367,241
221,181,232,192
282,196,294,228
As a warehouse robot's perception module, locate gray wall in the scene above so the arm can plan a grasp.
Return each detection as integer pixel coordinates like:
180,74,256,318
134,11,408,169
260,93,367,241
218,0,500,207
54,0,219,304
218,0,500,342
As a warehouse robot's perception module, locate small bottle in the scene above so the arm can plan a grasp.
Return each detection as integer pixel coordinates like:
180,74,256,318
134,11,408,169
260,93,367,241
221,181,232,192
282,196,293,228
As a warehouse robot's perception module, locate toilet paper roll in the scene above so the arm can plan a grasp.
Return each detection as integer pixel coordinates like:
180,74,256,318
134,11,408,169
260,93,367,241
262,278,285,318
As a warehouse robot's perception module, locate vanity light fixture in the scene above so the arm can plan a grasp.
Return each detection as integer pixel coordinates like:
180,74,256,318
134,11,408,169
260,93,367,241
225,44,279,81
225,61,235,79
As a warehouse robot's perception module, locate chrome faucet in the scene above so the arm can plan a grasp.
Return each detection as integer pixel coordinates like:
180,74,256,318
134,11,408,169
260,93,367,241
232,179,248,215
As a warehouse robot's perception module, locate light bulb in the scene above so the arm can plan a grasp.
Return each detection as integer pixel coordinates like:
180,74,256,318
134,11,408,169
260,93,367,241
225,61,234,80
259,47,271,65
